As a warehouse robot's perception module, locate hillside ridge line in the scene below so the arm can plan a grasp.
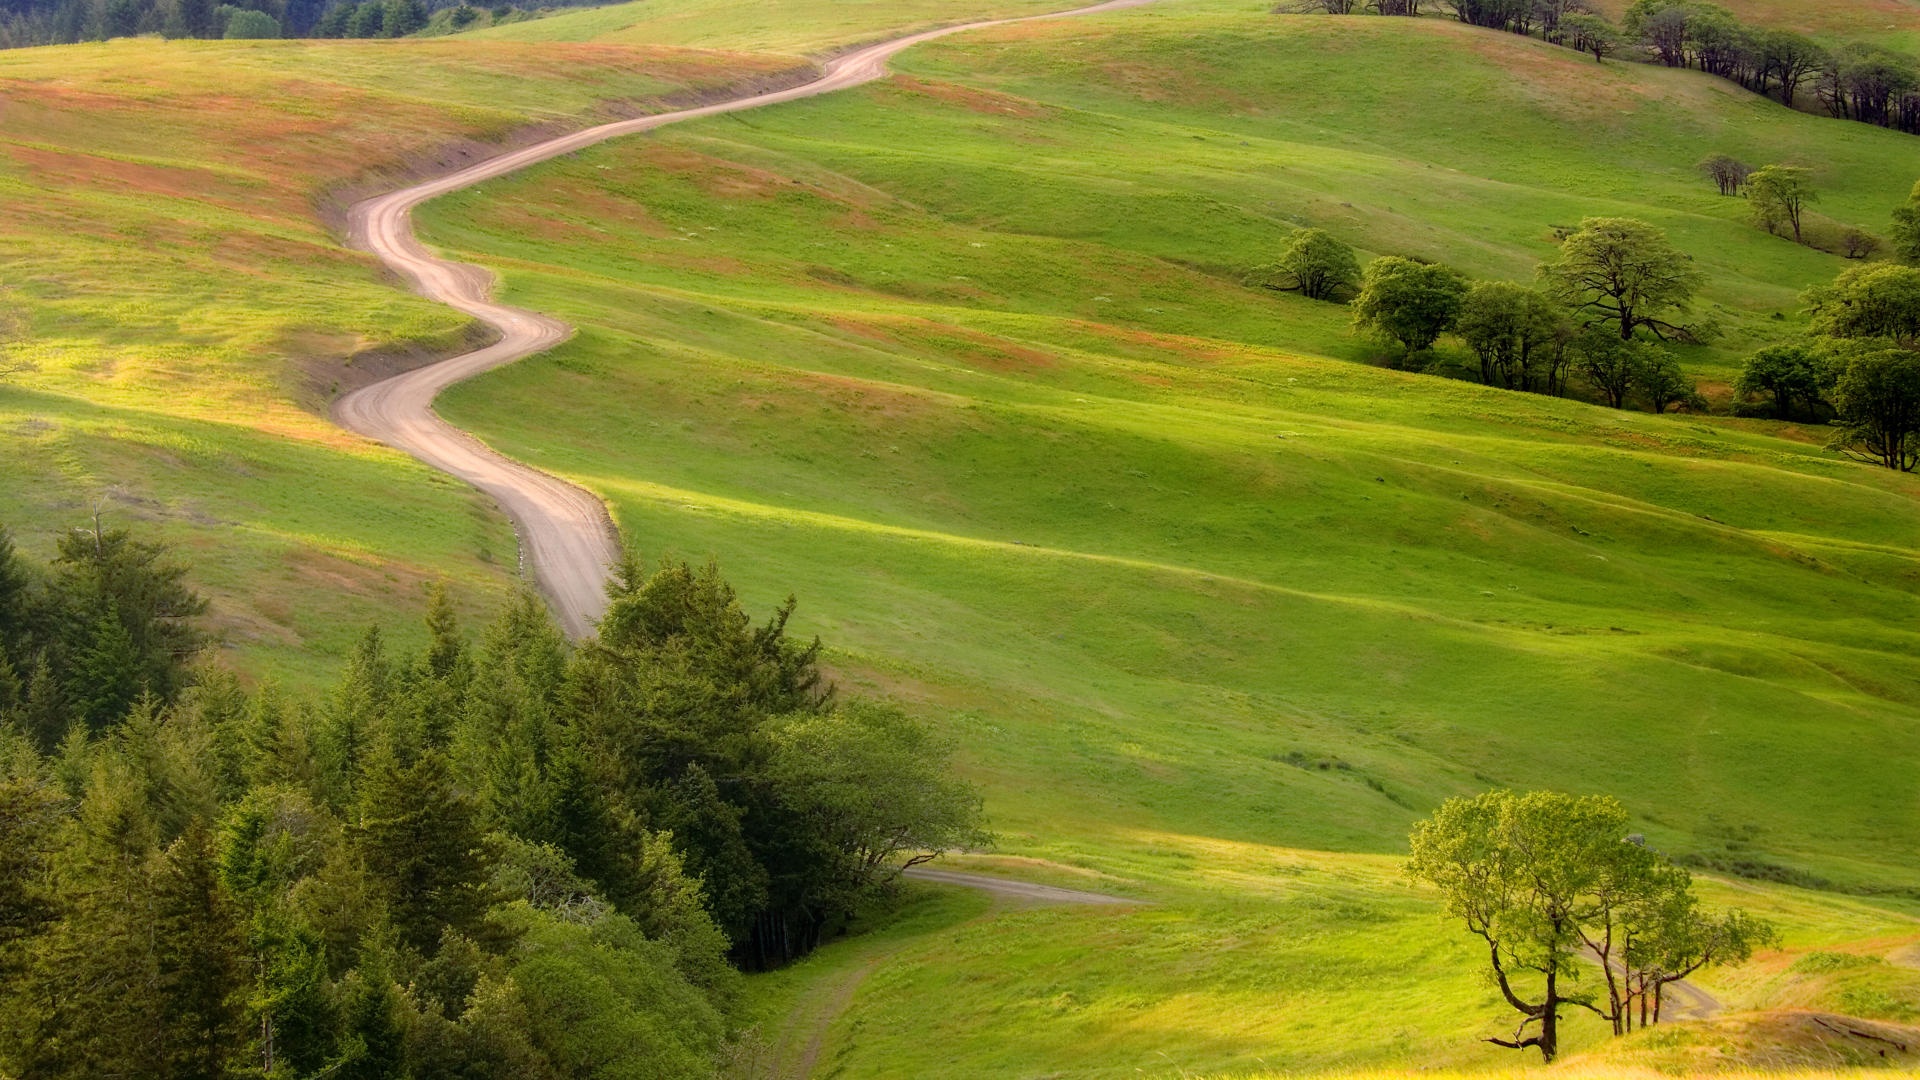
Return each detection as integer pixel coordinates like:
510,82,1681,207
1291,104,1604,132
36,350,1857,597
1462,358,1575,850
331,0,1155,638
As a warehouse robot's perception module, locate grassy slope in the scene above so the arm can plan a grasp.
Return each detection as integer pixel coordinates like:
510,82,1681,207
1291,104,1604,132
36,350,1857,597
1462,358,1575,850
1589,0,1920,57
462,0,1076,54
415,4,1920,1072
0,38,814,682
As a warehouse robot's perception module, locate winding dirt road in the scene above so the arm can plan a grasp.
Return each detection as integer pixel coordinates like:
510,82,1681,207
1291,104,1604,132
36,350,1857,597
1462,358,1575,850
332,0,1153,638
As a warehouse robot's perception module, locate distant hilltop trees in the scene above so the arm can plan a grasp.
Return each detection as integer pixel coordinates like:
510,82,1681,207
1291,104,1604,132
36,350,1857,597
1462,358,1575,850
1284,0,1920,140
1256,179,1920,469
0,0,542,48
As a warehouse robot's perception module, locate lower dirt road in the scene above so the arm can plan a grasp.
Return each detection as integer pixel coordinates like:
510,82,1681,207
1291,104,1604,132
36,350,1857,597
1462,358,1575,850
332,0,1154,638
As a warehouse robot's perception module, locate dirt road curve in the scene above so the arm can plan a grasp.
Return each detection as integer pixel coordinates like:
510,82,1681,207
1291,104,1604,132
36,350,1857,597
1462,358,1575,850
902,866,1138,905
332,0,1155,639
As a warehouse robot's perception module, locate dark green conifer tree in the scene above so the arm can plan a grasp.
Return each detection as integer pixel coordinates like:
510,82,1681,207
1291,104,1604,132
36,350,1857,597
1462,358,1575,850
153,819,248,1080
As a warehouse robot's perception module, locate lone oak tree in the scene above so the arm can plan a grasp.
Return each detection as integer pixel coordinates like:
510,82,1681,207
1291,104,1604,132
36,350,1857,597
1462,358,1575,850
1408,790,1771,1063
1746,165,1817,244
1539,218,1706,342
1249,228,1360,302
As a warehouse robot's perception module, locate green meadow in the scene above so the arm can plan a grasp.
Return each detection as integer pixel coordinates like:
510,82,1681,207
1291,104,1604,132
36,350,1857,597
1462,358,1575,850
416,2,1920,1071
0,37,818,682
1,0,1918,1072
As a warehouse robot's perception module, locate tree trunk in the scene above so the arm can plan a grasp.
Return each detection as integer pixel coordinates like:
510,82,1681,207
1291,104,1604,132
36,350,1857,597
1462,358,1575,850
1539,970,1560,1062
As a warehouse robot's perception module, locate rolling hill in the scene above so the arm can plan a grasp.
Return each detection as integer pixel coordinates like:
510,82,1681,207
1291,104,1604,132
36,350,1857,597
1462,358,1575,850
2,0,1918,1074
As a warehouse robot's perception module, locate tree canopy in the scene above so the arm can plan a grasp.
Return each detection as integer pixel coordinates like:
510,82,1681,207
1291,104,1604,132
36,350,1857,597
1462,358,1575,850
1351,256,1469,358
1538,218,1706,342
0,532,987,1078
1409,790,1772,1063
1250,228,1360,302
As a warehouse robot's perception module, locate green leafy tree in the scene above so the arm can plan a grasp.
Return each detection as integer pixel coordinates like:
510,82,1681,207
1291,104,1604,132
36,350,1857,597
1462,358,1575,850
766,703,989,902
1539,218,1706,341
1746,165,1817,244
1248,228,1360,302
1808,263,1920,347
1454,281,1570,393
501,905,725,1080
1735,344,1831,420
1633,347,1700,414
222,6,276,35
1351,256,1469,358
1568,328,1647,409
1892,180,1920,266
380,0,423,34
345,0,383,35
1826,349,1920,471
1408,790,1770,1063
1805,264,1920,470
1562,12,1623,62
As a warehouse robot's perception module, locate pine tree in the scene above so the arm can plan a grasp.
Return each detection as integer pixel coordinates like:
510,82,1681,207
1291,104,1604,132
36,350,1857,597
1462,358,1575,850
18,759,166,1078
354,740,490,955
245,904,338,1079
422,582,466,684
19,654,67,755
0,525,32,664
333,938,408,1080
318,628,391,804
67,607,143,732
153,820,248,1080
51,523,207,705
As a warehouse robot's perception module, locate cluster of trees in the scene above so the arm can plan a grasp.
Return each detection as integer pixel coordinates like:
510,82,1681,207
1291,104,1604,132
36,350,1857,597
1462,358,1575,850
1257,218,1709,414
1409,790,1774,1063
0,0,318,43
0,0,512,46
1726,183,1920,470
309,0,425,37
1287,0,1920,140
0,525,986,1078
1258,181,1920,470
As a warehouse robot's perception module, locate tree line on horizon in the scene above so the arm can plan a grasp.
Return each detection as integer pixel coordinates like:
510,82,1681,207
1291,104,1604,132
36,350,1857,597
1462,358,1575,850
0,522,985,1078
1250,180,1920,470
0,0,529,47
1287,0,1920,140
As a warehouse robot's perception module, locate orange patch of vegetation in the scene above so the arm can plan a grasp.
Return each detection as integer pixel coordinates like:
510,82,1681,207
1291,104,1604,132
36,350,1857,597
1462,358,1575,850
884,75,1050,118
824,314,1058,371
637,144,799,201
781,370,950,423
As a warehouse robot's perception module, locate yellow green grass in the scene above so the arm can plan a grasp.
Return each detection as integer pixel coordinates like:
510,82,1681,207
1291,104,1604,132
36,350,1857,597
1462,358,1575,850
0,37,816,682
462,0,1078,55
4,0,1920,1072
408,3,1920,1071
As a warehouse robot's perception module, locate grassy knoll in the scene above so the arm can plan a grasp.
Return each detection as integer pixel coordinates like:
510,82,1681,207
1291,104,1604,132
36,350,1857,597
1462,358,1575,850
0,37,814,682
416,2,1920,1071
1587,0,1920,58
462,0,1078,55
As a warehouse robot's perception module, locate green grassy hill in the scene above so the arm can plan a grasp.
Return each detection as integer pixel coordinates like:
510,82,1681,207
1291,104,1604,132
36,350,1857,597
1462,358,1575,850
1590,0,1920,57
462,0,1074,53
0,37,814,681
3,0,1918,1074
402,3,1920,1072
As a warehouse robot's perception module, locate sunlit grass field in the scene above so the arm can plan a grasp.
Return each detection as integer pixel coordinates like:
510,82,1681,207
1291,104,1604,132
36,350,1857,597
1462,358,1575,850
0,37,818,680
414,3,1920,1072
3,0,1919,1072
463,0,1078,54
